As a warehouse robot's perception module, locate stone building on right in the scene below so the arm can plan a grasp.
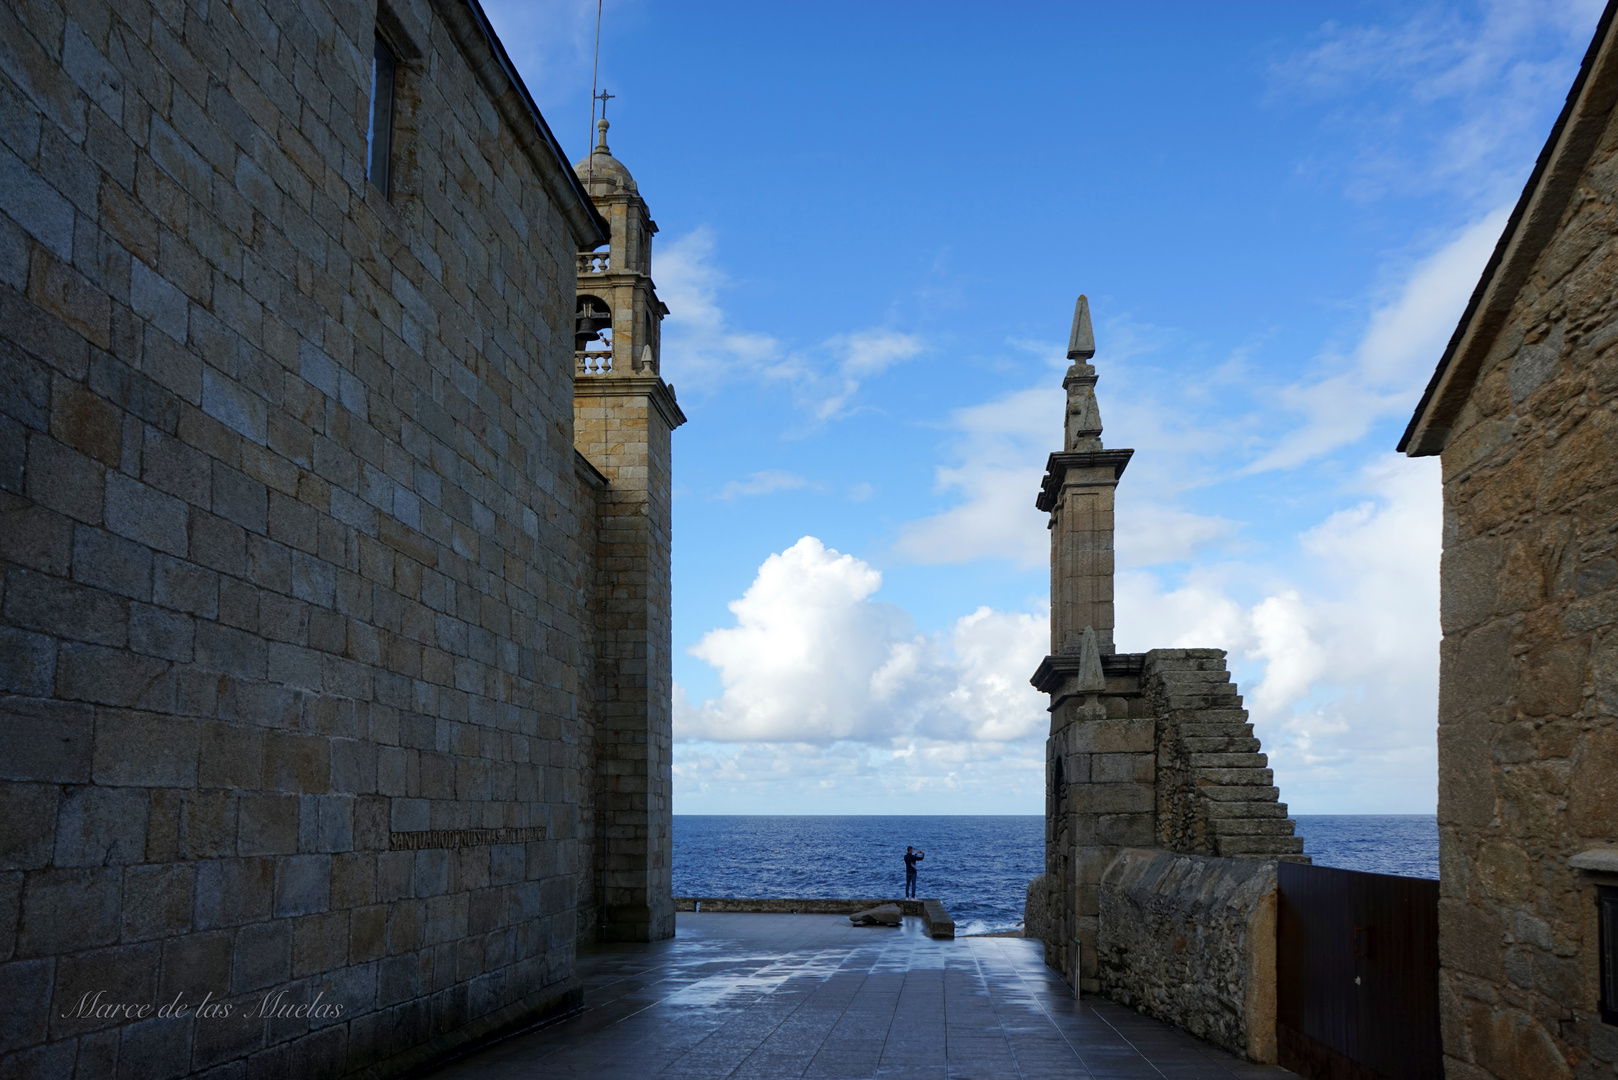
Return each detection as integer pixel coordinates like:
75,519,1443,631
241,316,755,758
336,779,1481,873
1399,1,1618,1074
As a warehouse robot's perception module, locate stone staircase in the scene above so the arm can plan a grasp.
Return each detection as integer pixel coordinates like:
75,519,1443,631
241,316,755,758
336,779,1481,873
1143,650,1307,863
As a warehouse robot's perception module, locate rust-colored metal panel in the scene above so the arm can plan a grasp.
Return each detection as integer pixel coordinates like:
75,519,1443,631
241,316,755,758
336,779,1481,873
1278,862,1440,1080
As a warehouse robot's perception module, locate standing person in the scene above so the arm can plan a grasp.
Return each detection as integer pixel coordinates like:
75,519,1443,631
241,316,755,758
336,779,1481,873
904,846,925,899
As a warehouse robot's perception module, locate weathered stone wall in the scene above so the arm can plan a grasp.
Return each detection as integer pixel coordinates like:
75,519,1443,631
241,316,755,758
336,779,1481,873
1030,646,1301,994
0,0,615,1075
1144,652,1305,862
1432,86,1618,1080
1096,849,1278,1065
570,453,605,946
573,382,676,942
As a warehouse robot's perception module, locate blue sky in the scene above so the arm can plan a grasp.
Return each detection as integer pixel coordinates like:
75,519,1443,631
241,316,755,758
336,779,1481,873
484,0,1603,814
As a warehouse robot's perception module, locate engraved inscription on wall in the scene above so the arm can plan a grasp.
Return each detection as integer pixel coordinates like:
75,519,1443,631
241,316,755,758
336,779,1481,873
389,826,549,851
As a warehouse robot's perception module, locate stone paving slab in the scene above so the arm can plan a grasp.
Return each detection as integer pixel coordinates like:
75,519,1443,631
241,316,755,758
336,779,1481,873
424,913,1299,1080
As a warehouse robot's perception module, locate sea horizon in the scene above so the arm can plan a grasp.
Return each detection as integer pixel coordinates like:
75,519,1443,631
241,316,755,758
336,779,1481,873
671,813,1439,934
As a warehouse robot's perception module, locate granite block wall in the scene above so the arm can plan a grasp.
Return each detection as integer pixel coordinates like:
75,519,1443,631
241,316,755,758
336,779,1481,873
1432,84,1618,1080
572,382,675,943
0,0,611,1075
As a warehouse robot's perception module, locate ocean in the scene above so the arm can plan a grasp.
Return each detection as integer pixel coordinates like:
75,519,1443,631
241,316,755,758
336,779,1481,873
672,814,1438,935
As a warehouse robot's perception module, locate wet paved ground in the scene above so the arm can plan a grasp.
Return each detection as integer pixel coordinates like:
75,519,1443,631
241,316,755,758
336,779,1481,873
427,912,1299,1080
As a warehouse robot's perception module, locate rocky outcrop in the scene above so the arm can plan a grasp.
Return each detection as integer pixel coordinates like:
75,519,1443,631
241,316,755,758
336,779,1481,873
850,903,903,926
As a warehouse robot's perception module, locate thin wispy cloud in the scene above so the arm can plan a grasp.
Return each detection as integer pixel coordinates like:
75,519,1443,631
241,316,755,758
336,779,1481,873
715,470,813,501
1242,207,1508,473
657,228,923,424
1269,0,1600,206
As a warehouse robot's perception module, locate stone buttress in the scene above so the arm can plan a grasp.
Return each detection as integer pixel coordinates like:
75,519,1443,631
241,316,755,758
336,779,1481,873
572,120,686,942
1030,297,1304,994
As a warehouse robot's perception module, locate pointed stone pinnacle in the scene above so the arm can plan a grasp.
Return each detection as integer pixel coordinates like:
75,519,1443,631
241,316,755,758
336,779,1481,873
1067,295,1095,361
1076,626,1106,693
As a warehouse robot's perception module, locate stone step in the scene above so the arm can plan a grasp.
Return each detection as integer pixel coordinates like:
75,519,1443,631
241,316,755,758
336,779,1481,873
1187,752,1268,769
1204,799,1288,819
1210,817,1298,836
1143,652,1228,671
1176,724,1255,740
1160,669,1233,684
1195,767,1274,786
1202,785,1280,803
1181,737,1261,754
1186,709,1252,724
1159,697,1239,712
1164,689,1236,705
1217,835,1307,858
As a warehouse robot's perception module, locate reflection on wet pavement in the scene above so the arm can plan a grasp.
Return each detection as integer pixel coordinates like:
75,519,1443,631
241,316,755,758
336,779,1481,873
426,912,1299,1080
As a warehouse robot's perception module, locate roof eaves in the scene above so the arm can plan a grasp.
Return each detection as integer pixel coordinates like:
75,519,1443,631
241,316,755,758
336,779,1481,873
1399,0,1618,456
458,0,611,250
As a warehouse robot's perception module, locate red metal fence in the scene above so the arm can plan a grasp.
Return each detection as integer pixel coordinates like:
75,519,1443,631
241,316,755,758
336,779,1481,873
1277,861,1441,1080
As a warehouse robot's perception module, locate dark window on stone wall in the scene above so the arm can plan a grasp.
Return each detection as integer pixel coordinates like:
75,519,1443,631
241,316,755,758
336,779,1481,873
1601,886,1618,1026
368,36,397,196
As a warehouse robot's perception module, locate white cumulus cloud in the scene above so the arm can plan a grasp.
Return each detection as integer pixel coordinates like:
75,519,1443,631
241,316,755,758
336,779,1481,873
1117,455,1442,811
676,537,1048,745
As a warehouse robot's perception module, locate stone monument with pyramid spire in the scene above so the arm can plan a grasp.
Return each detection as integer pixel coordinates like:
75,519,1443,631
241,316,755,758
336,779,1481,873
1028,296,1305,1001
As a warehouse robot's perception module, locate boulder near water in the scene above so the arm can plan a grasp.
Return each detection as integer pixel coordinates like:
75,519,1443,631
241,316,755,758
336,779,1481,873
850,904,903,926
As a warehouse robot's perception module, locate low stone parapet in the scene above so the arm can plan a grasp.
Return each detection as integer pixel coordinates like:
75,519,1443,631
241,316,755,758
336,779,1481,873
674,897,955,939
1095,848,1278,1064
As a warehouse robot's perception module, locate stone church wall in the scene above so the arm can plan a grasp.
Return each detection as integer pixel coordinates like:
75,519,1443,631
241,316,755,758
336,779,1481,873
0,0,611,1075
1430,93,1618,1080
573,385,676,942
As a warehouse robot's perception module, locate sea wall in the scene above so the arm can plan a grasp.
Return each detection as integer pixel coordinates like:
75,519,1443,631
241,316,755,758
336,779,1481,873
672,897,955,939
1096,849,1278,1063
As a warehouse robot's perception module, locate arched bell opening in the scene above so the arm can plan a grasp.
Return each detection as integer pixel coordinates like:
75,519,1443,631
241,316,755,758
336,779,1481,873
575,294,612,352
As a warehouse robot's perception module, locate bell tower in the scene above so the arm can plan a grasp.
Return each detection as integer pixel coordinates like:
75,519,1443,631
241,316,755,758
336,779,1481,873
573,114,685,943
573,116,667,376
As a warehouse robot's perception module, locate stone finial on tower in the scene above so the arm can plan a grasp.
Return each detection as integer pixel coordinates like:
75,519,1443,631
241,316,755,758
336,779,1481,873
595,117,610,154
1076,625,1107,720
1063,296,1104,453
1035,293,1132,659
1076,626,1106,687
1068,295,1096,360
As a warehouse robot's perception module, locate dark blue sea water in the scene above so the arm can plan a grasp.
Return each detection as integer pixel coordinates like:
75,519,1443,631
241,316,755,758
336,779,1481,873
1293,815,1438,880
672,814,1438,935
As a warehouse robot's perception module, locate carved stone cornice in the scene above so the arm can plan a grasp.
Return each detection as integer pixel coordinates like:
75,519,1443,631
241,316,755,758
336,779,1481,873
1035,449,1134,512
1030,651,1144,694
573,374,688,430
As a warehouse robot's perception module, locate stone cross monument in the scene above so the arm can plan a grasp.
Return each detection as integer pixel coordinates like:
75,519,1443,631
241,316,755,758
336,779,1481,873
574,119,686,942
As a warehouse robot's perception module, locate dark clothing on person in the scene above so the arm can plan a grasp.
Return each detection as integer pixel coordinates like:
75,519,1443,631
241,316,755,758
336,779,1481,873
904,850,923,898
